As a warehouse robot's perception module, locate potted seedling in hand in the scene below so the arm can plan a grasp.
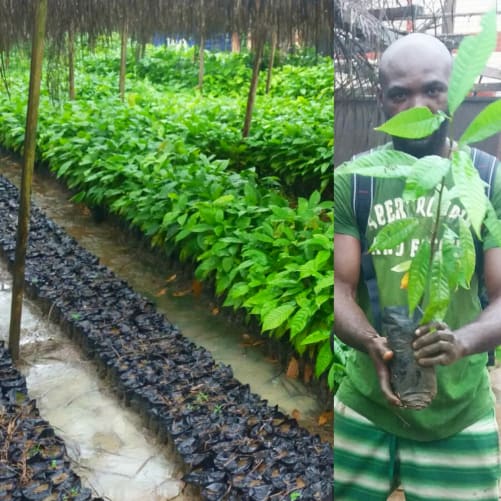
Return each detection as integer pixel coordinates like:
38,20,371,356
335,10,501,409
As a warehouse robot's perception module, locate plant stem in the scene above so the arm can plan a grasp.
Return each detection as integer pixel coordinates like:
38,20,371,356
429,179,445,266
420,117,454,313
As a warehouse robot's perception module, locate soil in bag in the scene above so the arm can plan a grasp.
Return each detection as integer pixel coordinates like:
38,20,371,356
382,306,437,409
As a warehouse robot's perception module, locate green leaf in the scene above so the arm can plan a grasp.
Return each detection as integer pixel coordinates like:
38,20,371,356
457,218,476,288
391,260,411,273
315,341,333,377
484,202,501,247
459,100,501,145
370,217,421,252
448,10,497,115
327,362,346,390
290,307,311,338
421,250,450,323
334,149,416,178
262,303,296,331
374,107,447,139
314,272,334,294
451,150,487,236
299,259,320,278
301,330,330,346
441,233,461,290
213,194,235,206
403,156,450,201
227,282,249,300
408,240,431,315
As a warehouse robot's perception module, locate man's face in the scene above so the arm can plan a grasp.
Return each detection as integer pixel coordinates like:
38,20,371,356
379,53,450,157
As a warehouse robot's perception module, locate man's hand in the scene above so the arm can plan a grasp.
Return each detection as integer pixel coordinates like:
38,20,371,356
366,336,402,407
412,321,465,366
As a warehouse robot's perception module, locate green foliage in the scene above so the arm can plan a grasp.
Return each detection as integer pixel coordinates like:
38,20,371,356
447,10,497,115
335,10,501,325
408,241,431,315
5,41,332,196
370,218,422,252
451,150,487,236
265,60,334,100
0,46,334,387
333,149,415,178
403,156,450,200
375,107,447,139
459,100,501,145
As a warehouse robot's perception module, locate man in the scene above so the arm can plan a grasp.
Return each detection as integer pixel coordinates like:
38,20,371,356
334,33,501,500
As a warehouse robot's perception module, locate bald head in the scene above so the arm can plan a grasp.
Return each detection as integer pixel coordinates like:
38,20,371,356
378,34,452,157
379,33,452,88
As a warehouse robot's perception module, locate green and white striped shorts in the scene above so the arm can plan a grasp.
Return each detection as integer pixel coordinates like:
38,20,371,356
334,398,501,501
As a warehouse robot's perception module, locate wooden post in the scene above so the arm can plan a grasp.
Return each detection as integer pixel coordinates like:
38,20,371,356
265,30,277,94
231,32,240,53
9,0,48,362
0,52,11,99
68,25,75,100
119,19,128,101
442,0,455,35
198,0,205,92
242,32,265,137
134,41,146,63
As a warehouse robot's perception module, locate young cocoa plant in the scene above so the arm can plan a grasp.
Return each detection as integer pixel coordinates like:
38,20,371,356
335,10,501,325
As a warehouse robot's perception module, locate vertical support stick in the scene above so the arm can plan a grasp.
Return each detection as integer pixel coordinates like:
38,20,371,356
119,19,128,101
265,30,277,94
242,34,264,138
9,0,48,362
198,33,205,91
231,32,240,53
68,25,75,100
198,0,205,92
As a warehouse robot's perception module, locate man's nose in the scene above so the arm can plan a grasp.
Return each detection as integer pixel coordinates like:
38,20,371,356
408,94,433,111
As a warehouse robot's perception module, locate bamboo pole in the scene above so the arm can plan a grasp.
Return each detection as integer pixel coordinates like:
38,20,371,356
242,33,264,138
265,30,277,94
68,25,75,100
198,0,205,92
119,19,128,101
0,51,10,99
9,0,48,362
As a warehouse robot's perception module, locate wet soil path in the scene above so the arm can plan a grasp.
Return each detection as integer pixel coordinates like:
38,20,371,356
0,262,188,500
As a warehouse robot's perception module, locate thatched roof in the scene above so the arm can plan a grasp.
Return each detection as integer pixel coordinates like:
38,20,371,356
0,0,333,53
334,0,398,96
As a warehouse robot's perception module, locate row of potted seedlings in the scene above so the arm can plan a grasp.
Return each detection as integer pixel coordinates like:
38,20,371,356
0,174,333,500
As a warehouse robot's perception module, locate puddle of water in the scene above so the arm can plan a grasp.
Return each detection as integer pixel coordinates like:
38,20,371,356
0,156,332,442
0,262,191,501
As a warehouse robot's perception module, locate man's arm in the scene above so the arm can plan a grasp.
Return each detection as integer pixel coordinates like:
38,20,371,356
334,233,401,406
413,248,501,364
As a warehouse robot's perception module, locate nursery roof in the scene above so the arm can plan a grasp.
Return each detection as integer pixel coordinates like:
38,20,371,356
0,0,333,52
334,0,397,96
